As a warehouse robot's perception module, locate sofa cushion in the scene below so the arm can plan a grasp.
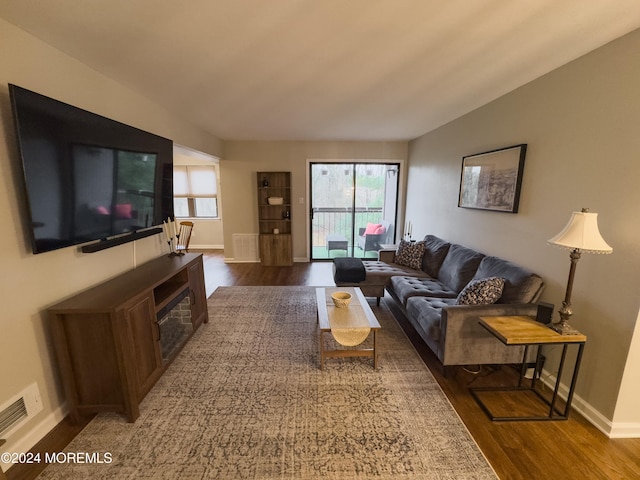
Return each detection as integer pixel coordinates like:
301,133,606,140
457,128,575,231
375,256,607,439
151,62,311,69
359,261,429,286
437,244,484,293
406,296,458,343
395,240,426,270
421,235,451,277
389,275,458,305
456,277,505,305
473,256,544,303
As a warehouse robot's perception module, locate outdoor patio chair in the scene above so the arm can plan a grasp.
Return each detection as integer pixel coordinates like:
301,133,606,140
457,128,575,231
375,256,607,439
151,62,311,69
357,220,393,255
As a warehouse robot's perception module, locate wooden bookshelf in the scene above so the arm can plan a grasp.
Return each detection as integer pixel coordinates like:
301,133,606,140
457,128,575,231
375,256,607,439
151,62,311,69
257,172,293,266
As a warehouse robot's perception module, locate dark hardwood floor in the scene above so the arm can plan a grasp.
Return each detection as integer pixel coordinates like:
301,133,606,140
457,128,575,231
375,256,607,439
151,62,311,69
7,250,640,479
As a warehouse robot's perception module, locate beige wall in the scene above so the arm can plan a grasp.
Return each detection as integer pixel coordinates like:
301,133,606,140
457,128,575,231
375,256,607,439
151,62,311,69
406,29,640,432
0,19,222,459
220,141,408,261
173,146,224,248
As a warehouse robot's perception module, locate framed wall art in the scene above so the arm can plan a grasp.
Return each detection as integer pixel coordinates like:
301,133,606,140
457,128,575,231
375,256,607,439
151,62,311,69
458,144,527,213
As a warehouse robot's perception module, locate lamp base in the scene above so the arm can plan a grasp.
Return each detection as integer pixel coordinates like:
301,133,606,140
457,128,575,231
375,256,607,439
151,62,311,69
549,321,582,336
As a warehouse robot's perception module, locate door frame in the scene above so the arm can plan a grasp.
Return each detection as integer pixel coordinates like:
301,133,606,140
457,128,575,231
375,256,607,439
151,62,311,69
306,159,405,261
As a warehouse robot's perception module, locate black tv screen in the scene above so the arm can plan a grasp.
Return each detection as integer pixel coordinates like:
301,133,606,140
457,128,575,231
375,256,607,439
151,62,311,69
9,84,174,254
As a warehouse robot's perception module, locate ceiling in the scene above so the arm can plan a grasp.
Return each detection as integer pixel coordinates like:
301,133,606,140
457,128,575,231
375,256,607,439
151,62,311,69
2,0,640,141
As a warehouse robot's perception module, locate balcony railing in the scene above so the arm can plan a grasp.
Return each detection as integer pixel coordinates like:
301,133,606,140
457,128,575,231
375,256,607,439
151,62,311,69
311,207,383,259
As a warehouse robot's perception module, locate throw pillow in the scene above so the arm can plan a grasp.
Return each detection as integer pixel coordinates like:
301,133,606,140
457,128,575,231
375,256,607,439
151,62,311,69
373,225,386,235
395,240,426,270
456,277,505,305
364,223,382,235
115,203,133,219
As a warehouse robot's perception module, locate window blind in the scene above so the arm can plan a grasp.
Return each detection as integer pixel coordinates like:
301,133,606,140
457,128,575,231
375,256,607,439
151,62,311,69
173,165,217,197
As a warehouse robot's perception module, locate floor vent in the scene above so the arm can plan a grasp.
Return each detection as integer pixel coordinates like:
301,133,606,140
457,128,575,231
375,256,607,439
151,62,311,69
0,383,43,439
0,398,27,436
232,234,259,262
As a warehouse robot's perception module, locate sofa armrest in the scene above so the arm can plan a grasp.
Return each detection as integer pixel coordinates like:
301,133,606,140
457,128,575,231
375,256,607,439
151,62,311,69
438,303,539,365
378,249,396,263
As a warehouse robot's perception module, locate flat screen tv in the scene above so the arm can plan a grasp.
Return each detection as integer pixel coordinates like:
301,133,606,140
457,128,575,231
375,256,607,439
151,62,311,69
9,84,174,254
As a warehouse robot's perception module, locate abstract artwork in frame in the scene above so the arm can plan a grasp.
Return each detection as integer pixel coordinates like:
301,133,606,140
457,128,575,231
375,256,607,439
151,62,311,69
458,144,527,213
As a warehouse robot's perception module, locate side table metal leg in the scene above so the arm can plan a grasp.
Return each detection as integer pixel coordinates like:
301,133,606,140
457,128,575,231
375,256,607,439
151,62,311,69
549,343,569,418
562,343,585,418
518,345,529,388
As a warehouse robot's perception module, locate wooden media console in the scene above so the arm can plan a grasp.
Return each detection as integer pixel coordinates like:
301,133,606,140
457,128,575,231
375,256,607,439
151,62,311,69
48,253,208,423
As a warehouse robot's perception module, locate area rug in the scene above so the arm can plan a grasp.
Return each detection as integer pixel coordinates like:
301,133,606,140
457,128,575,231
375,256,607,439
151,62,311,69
38,286,496,479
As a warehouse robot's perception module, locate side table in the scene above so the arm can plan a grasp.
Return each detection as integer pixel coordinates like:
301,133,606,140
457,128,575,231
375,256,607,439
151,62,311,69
326,234,348,253
470,315,586,421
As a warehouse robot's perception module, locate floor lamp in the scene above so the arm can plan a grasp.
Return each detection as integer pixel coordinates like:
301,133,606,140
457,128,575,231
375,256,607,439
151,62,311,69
547,208,612,335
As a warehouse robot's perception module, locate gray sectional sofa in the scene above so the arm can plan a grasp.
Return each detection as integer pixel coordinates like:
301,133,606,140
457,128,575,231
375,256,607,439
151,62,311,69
335,235,545,371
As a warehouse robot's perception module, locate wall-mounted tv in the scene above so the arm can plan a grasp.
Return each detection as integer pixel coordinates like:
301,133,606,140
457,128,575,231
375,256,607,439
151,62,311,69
9,84,174,254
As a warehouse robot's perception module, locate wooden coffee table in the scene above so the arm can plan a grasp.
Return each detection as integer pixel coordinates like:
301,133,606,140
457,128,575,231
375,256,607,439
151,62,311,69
316,287,381,369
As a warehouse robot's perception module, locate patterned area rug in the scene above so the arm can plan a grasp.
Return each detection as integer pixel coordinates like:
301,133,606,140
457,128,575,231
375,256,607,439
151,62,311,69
38,286,496,479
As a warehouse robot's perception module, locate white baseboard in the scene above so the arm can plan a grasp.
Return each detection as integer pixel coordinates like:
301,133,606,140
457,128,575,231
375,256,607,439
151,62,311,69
189,244,223,250
608,422,640,438
1,404,67,472
540,370,640,438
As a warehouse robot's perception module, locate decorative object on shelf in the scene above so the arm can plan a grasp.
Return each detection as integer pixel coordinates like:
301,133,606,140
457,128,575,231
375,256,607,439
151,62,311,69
458,144,527,213
331,291,352,308
283,210,290,219
262,177,269,187
162,217,187,256
268,196,283,205
547,208,612,334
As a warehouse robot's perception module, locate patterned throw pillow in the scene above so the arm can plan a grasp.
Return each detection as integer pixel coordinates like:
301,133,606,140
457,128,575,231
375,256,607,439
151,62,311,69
395,240,426,270
456,277,505,305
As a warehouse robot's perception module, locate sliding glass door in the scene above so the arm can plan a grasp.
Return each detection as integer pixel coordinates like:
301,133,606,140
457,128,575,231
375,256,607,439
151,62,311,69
310,162,399,260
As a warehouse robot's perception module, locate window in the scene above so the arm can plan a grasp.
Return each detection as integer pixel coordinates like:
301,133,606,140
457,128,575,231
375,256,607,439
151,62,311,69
173,165,218,218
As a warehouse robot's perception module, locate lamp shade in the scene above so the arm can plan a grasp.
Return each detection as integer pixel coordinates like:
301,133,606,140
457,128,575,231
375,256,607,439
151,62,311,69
548,210,612,254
